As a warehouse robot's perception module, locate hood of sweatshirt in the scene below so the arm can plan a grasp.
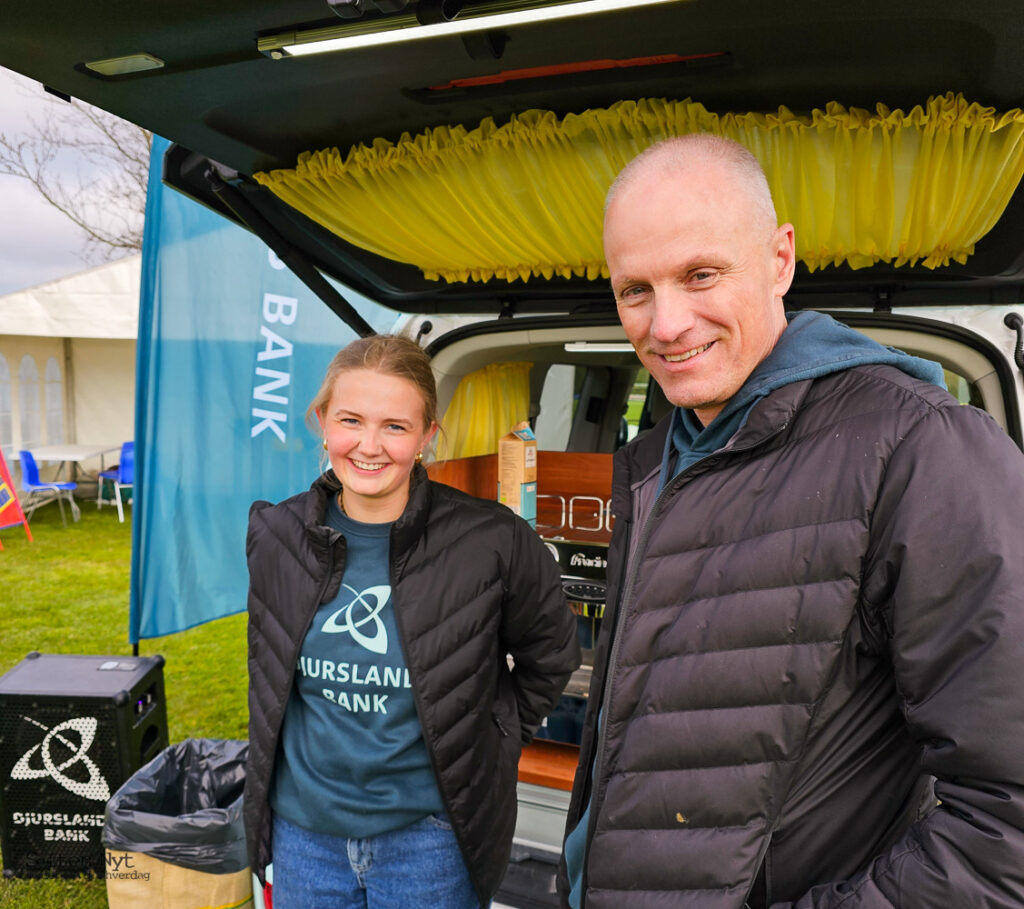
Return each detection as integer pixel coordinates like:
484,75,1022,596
661,310,948,483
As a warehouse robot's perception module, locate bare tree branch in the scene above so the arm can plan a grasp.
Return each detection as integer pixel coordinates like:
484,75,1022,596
0,87,151,261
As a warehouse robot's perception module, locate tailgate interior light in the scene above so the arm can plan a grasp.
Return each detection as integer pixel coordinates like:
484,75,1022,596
84,53,165,76
259,0,687,57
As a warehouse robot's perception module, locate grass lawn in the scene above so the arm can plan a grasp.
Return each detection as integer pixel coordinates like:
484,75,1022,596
0,500,248,908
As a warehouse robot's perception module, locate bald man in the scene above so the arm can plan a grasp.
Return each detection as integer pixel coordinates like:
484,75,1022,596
558,134,1024,908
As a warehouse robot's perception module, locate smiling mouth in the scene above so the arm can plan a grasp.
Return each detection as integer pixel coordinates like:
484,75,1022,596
662,342,712,363
351,459,387,471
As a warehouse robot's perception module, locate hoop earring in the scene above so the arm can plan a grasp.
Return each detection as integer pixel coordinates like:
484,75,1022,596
323,439,328,450
415,451,423,462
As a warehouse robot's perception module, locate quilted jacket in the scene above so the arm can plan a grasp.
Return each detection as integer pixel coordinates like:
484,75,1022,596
560,364,1024,908
245,465,580,905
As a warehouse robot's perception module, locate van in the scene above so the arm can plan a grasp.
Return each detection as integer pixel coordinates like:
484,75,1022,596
2,2,1022,905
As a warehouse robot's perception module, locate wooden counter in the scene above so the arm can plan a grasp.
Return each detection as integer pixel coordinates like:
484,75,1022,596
518,739,580,791
427,450,614,543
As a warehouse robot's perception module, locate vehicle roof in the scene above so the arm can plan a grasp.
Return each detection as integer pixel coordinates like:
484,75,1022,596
3,1,1024,314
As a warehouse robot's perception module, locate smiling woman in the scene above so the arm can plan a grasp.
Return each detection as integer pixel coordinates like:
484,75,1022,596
320,370,435,522
312,338,439,523
243,334,580,909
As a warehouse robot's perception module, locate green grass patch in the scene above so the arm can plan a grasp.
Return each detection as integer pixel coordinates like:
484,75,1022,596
0,500,248,907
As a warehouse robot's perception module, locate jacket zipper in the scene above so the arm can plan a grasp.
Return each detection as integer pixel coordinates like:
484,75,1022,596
582,421,789,906
744,832,773,909
275,533,340,740
586,469,680,837
259,529,339,880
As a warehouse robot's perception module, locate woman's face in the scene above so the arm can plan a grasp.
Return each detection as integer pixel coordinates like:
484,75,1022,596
319,368,437,522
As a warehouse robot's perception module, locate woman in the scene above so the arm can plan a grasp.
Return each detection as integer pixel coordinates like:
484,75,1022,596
244,334,580,909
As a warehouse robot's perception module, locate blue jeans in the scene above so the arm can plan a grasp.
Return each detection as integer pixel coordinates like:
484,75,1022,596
271,812,482,909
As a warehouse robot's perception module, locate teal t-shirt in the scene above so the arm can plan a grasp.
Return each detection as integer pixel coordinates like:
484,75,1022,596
270,496,443,837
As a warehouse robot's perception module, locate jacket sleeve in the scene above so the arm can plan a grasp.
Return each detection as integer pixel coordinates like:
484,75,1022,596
500,515,582,744
243,500,274,881
780,404,1024,907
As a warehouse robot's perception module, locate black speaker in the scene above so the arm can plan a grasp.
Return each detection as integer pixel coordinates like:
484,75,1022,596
0,652,169,878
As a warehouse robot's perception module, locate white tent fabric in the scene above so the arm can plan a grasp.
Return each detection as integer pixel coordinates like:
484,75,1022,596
0,255,139,339
0,255,140,480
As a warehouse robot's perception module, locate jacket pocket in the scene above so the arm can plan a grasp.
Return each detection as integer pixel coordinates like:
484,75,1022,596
492,666,523,745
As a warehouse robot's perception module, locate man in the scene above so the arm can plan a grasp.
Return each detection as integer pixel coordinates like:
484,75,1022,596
559,134,1024,908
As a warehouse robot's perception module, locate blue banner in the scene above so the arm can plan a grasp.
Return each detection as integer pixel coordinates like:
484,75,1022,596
130,136,398,641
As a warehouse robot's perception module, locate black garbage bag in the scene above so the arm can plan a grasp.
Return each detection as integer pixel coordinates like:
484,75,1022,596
103,738,249,874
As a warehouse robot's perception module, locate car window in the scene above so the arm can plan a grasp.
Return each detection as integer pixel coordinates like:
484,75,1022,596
534,361,639,453
623,368,651,443
944,368,985,408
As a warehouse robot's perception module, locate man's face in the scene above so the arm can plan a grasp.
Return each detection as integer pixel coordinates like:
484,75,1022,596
605,162,794,425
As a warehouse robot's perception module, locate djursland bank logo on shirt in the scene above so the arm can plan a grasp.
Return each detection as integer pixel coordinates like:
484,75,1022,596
321,584,391,654
296,583,413,715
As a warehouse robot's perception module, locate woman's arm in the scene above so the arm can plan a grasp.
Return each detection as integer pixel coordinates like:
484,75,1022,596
500,517,582,743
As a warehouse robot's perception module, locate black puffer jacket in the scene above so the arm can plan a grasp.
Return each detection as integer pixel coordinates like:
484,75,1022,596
246,465,580,905
560,364,1024,908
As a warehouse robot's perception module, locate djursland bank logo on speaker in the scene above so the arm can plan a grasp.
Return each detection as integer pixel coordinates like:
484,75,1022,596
10,714,111,801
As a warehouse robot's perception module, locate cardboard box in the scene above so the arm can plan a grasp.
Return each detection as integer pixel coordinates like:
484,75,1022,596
105,850,253,909
497,422,537,526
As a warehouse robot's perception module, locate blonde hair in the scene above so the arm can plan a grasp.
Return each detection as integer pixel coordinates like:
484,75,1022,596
308,335,438,433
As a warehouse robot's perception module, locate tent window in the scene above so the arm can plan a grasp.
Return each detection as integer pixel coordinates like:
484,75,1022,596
0,355,12,460
45,356,64,445
18,355,41,451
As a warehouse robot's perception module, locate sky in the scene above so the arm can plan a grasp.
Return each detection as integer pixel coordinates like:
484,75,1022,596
0,65,120,298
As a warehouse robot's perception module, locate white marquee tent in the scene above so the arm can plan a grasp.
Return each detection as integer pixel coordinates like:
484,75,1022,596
0,254,140,484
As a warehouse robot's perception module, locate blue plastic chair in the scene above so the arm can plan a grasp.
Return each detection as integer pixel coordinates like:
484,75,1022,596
97,441,134,522
18,450,79,527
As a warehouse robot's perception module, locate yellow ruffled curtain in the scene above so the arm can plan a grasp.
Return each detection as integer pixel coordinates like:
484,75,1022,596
254,93,1024,281
436,362,531,459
